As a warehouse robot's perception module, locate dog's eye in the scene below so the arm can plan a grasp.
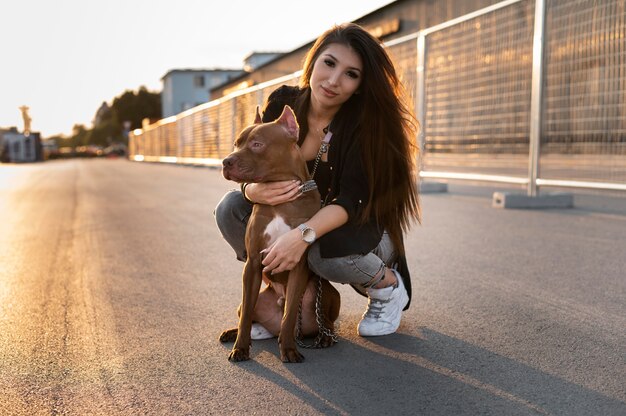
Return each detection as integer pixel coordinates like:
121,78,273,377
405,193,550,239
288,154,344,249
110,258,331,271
251,141,264,149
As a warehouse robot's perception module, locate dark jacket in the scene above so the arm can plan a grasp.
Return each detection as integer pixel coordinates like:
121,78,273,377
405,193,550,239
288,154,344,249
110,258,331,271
262,85,413,309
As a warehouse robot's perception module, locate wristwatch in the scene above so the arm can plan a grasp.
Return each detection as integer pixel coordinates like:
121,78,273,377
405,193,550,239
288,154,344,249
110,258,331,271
297,223,316,244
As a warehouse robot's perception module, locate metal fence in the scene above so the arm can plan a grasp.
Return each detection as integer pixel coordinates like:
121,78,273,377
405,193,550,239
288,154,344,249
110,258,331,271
130,73,301,166
130,0,626,195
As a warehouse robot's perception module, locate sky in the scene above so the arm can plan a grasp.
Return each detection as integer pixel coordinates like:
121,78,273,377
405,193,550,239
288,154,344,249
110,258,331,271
0,0,394,138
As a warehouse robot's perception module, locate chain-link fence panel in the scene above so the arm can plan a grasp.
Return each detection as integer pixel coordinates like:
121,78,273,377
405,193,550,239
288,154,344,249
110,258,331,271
540,0,626,187
421,0,535,178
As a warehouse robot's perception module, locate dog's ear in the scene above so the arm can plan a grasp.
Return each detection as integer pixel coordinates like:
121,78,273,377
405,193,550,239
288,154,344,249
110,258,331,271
276,105,299,139
254,106,262,124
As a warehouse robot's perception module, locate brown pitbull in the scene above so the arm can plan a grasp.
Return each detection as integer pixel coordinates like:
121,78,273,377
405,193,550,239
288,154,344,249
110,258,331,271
219,105,340,363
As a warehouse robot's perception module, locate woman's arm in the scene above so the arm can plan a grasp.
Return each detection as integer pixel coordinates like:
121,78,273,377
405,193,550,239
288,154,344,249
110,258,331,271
261,204,348,274
244,181,302,205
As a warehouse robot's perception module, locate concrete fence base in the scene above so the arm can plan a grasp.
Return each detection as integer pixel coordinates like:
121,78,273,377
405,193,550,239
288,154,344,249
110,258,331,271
420,181,449,193
492,191,574,209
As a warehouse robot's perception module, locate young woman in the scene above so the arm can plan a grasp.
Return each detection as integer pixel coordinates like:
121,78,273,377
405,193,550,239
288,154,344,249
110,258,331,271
215,23,420,337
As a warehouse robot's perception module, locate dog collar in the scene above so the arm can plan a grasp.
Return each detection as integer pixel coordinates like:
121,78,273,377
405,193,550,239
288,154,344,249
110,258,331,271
299,179,318,194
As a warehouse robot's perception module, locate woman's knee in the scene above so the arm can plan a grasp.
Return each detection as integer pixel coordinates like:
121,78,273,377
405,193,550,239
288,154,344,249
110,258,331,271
214,189,250,223
307,245,381,287
214,189,251,261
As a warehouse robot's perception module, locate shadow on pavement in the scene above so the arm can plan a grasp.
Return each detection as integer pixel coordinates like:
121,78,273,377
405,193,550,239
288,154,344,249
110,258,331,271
232,328,625,416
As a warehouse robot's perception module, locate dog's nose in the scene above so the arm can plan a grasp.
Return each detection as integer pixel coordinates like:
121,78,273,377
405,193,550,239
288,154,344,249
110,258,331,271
223,156,234,167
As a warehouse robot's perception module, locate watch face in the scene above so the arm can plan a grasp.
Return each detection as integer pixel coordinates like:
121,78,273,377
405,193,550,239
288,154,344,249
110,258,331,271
300,226,315,244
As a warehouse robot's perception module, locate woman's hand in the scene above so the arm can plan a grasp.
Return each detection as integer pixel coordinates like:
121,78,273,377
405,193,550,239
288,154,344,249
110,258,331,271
245,180,301,206
261,228,309,274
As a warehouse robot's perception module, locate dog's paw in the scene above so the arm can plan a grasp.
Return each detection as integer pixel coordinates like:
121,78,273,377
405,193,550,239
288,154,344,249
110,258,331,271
219,328,238,343
318,333,338,348
280,347,305,363
228,347,250,362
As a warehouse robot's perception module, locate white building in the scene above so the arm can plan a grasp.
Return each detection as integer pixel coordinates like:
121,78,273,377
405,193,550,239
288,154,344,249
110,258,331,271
0,127,41,162
161,69,244,118
243,52,283,72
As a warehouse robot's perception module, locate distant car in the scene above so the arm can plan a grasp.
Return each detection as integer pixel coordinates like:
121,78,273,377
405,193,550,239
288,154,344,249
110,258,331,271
104,143,128,158
75,145,102,158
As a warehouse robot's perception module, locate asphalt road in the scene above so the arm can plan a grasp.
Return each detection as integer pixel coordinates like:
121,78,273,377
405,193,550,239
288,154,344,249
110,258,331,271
0,159,624,415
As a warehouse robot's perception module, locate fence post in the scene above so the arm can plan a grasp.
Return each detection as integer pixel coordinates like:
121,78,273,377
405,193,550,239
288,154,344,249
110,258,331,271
231,98,238,157
494,0,572,208
416,31,448,193
416,32,426,157
528,0,546,197
257,89,264,113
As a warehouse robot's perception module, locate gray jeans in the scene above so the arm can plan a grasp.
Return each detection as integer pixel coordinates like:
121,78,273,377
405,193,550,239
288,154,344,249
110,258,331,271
213,190,396,289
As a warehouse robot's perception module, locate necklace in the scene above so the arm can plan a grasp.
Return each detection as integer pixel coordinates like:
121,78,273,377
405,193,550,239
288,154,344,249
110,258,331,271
317,125,328,140
310,125,331,178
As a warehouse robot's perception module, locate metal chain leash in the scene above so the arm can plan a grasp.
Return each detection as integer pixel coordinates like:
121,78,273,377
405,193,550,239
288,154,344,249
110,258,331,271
295,127,336,348
310,126,331,179
295,275,339,348
309,142,329,179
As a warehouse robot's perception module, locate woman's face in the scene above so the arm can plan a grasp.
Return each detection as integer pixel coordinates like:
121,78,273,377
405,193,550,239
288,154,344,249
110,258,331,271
309,43,363,110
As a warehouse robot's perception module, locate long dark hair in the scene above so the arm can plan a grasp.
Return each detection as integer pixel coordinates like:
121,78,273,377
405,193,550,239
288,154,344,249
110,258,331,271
295,23,421,253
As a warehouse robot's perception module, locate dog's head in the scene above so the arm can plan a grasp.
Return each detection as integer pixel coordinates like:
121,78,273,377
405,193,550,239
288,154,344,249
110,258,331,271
222,105,304,183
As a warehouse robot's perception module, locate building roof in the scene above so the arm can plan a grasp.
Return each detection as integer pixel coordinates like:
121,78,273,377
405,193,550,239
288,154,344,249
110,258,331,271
242,51,285,60
208,42,313,94
161,68,244,81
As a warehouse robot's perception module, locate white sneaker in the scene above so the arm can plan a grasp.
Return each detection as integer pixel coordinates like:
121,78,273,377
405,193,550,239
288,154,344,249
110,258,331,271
357,269,409,336
251,323,275,340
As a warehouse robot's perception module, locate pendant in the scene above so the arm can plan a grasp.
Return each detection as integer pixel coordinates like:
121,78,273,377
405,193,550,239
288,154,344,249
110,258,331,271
320,143,329,153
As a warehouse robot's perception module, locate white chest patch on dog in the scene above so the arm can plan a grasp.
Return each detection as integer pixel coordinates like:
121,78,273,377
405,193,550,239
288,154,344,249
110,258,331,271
263,214,291,246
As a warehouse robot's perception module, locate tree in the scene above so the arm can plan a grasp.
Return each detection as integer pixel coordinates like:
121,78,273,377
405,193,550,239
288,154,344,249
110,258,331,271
71,124,89,147
86,118,123,147
63,86,161,147
111,86,161,131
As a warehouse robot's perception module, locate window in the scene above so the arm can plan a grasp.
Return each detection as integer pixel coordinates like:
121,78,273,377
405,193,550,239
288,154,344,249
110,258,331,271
25,138,31,158
194,75,205,87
